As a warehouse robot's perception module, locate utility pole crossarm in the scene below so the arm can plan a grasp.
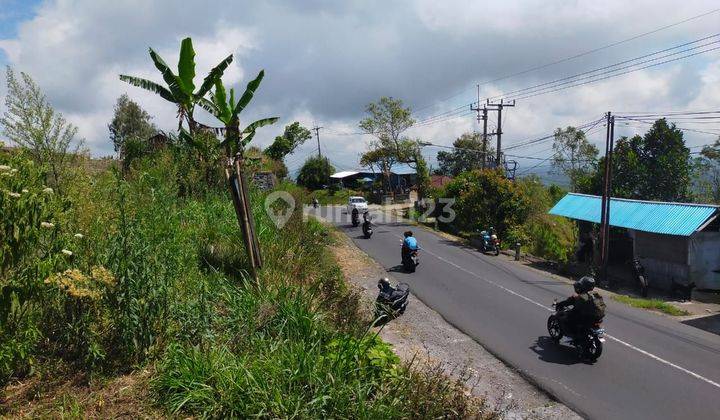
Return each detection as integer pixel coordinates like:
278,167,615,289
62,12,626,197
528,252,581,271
486,99,515,168
313,125,323,158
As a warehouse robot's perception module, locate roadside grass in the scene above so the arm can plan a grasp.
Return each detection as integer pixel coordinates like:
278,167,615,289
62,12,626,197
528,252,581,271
309,188,362,205
1,151,493,418
612,295,690,316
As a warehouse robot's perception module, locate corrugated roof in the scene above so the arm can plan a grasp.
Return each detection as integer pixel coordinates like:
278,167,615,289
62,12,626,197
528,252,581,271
330,171,360,179
390,163,416,175
549,193,719,236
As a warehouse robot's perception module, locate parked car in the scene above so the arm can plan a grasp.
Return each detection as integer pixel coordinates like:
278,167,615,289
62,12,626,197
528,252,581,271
347,196,368,214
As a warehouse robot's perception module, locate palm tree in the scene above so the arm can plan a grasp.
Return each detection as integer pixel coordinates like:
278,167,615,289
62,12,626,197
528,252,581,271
119,37,233,133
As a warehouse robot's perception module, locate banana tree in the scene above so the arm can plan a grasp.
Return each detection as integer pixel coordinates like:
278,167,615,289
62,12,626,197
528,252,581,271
120,37,233,133
201,70,278,155
201,71,278,278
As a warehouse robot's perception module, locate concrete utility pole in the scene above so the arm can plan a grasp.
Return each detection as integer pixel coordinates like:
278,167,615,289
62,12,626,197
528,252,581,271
312,125,323,158
486,99,515,166
599,112,615,287
470,84,489,168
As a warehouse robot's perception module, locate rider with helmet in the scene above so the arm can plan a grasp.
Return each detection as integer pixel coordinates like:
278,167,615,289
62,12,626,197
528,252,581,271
556,276,597,333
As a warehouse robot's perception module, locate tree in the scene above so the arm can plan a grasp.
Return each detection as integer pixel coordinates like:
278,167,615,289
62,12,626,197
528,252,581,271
443,169,531,236
108,94,156,167
0,67,82,189
297,156,334,190
587,119,691,202
120,37,233,133
204,72,278,155
692,138,720,203
436,132,494,176
264,122,312,160
359,97,415,154
551,126,598,191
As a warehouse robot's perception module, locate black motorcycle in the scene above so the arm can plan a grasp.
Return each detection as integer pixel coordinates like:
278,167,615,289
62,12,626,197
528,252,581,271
631,258,648,297
351,208,360,227
547,301,605,361
375,279,410,324
401,245,419,272
362,219,373,238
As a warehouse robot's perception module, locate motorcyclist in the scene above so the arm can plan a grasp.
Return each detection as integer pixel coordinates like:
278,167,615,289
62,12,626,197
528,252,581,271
312,198,319,208
362,211,373,236
556,276,596,334
402,230,419,262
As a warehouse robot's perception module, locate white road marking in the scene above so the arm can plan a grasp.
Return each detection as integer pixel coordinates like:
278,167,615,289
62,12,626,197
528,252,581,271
412,240,720,391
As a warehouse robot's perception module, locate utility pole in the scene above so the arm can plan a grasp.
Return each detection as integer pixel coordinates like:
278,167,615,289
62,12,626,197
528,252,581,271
313,125,323,158
487,99,515,166
599,112,615,287
470,84,489,168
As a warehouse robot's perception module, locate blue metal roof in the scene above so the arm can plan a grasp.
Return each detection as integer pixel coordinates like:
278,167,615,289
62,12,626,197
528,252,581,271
390,163,417,175
549,193,719,236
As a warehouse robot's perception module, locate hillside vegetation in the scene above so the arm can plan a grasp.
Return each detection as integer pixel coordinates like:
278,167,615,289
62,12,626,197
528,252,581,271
1,148,493,418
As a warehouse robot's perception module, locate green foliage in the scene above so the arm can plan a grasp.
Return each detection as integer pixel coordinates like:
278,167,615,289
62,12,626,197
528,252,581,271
515,176,575,263
1,67,82,190
264,122,312,161
120,37,234,131
309,188,362,205
692,138,720,204
436,132,493,176
612,295,689,316
359,97,414,145
586,119,691,202
297,156,334,191
415,153,430,199
108,94,157,165
551,126,598,192
443,169,531,236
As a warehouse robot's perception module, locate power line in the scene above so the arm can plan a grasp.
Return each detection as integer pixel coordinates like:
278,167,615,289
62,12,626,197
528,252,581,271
508,40,720,101
493,34,720,101
411,7,720,117
413,33,720,127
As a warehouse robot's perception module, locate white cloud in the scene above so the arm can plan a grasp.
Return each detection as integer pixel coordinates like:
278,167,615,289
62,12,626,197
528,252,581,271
0,0,718,168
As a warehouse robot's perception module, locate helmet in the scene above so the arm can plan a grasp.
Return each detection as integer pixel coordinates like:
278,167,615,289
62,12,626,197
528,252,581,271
378,277,390,290
574,276,595,294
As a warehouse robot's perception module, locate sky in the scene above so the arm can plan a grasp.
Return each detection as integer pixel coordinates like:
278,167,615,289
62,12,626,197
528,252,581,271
0,0,719,179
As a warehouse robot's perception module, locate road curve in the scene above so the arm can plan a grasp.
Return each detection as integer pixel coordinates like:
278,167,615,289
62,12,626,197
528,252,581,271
312,207,720,420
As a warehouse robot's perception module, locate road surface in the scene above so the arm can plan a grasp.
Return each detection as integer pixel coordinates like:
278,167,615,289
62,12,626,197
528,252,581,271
313,207,720,420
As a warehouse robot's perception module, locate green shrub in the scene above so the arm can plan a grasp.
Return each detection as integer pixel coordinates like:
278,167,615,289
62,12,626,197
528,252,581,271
442,169,531,236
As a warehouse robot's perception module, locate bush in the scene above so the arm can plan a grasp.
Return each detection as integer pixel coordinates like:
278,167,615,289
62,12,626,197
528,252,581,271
442,169,531,236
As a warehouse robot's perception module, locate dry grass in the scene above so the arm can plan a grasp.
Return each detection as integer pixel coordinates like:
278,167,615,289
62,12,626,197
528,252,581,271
1,365,161,419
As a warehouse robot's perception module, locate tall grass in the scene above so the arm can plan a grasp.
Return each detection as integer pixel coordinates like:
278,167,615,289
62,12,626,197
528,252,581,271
1,150,492,418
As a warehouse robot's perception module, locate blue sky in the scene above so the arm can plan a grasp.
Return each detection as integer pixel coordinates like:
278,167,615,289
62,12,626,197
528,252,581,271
0,0,40,63
0,0,718,172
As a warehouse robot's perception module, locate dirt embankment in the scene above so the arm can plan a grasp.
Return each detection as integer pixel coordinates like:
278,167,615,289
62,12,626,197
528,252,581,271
330,228,580,420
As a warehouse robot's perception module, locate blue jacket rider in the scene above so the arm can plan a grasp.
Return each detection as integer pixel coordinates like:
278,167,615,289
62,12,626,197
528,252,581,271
403,231,418,255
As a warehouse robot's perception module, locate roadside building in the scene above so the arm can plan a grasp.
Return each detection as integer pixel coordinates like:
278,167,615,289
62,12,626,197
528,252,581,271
329,169,378,188
431,174,453,189
329,164,417,191
550,193,720,291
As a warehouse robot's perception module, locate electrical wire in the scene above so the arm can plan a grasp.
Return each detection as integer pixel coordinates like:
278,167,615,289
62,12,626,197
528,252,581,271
413,33,720,127
411,7,720,116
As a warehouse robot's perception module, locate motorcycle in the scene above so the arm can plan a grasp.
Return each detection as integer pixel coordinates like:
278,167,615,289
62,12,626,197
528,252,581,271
401,245,419,272
374,279,410,324
479,229,500,256
631,258,649,297
547,300,605,362
362,217,373,239
351,208,360,227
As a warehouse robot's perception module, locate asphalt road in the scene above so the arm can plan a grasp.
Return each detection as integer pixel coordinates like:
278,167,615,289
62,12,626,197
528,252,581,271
313,207,720,420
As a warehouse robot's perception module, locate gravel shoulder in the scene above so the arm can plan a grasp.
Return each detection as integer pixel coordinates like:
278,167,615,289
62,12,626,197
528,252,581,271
327,224,579,419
